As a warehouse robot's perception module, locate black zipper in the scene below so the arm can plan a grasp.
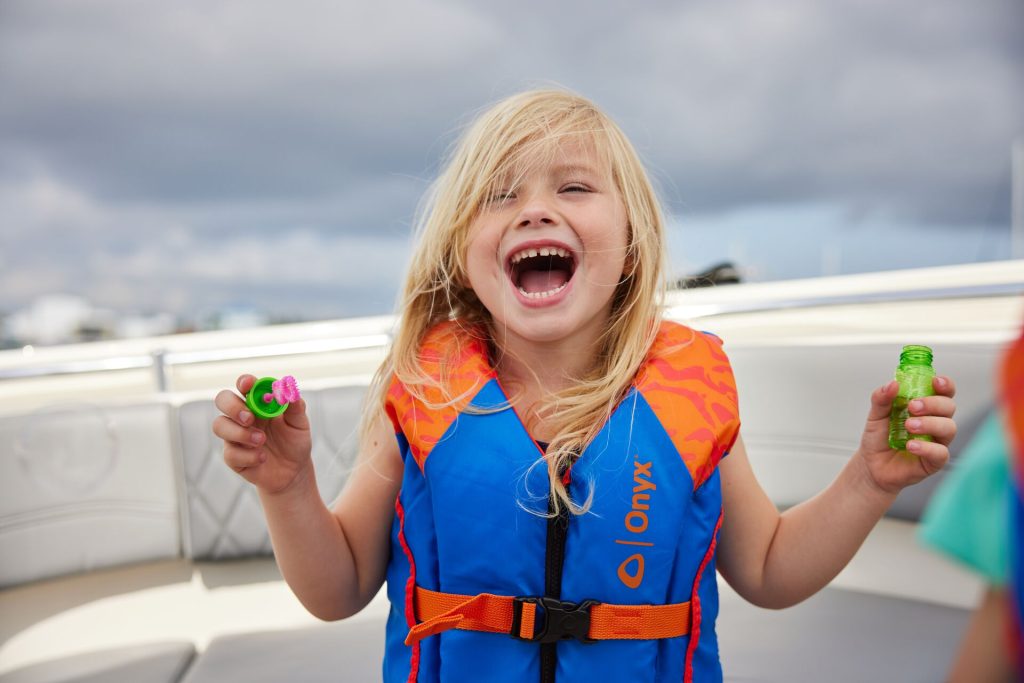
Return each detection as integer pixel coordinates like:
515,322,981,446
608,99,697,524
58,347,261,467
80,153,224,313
540,457,570,683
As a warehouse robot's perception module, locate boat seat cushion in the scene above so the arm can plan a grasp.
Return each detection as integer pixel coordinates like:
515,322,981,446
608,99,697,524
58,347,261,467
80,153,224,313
0,642,195,683
0,404,181,588
718,585,970,682
176,385,366,560
179,617,384,683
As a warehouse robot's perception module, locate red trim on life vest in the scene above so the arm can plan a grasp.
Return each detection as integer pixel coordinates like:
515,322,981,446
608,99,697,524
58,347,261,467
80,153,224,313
394,494,420,682
684,511,723,683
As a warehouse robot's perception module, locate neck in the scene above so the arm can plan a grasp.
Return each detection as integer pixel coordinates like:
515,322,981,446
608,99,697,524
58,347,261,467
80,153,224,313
496,338,597,391
490,325,605,434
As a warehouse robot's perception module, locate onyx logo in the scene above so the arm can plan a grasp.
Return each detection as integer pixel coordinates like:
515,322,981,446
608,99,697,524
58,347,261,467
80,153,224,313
616,454,656,589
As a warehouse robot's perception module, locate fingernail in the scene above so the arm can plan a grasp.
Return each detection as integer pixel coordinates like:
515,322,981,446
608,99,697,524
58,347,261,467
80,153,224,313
905,418,921,432
259,452,267,463
907,439,922,452
251,431,263,445
935,377,947,389
239,411,252,424
910,400,924,413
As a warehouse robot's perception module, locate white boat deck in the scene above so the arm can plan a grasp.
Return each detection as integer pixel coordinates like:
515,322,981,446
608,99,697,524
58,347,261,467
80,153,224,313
0,517,985,676
1,260,1020,681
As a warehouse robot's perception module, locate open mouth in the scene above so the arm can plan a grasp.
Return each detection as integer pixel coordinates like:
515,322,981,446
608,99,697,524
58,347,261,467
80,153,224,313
507,245,577,299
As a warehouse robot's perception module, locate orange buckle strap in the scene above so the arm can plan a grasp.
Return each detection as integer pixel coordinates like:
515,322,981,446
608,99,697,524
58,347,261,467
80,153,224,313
407,586,691,646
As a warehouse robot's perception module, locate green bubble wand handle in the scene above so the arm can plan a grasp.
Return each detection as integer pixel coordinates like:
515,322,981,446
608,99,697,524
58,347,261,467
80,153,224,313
245,375,301,420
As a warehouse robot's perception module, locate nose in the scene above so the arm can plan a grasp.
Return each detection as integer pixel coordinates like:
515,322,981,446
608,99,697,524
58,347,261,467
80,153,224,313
516,193,557,228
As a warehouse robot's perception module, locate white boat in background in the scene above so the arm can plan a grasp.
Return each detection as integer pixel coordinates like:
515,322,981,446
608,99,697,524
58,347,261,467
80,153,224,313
1,259,1021,682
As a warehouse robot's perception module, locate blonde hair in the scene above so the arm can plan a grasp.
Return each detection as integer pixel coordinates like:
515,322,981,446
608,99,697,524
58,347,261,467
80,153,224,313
362,88,667,515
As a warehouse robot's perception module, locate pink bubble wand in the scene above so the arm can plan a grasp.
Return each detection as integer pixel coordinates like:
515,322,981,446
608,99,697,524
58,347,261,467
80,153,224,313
245,375,301,419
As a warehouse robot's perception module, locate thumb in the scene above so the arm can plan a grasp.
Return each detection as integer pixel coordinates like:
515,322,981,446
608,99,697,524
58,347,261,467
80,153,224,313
282,397,311,431
866,380,899,422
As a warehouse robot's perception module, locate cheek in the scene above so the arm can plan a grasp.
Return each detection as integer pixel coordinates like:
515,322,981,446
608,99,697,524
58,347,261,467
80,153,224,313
599,221,630,279
465,230,504,291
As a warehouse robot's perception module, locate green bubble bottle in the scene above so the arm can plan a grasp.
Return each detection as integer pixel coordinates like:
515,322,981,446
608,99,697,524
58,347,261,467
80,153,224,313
888,345,935,451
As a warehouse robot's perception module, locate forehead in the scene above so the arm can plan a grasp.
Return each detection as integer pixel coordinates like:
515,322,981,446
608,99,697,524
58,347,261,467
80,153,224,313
498,134,612,183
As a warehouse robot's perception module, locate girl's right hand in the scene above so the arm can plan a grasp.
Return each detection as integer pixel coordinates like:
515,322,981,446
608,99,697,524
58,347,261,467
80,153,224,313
212,374,314,495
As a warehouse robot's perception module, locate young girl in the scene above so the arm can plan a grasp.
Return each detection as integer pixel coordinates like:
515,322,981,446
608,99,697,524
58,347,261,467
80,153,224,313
212,90,958,682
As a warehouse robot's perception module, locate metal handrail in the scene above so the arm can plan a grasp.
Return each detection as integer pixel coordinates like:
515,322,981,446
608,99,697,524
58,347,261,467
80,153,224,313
0,356,157,380
0,333,392,383
3,279,1021,383
666,281,1024,319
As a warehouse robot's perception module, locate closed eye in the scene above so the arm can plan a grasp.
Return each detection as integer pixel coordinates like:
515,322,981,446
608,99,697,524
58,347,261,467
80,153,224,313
560,183,591,193
487,190,516,204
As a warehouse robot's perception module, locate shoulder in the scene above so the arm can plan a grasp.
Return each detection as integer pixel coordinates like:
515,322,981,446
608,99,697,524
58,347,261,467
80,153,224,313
390,320,493,391
418,320,490,363
638,320,737,386
634,320,742,484
384,320,495,465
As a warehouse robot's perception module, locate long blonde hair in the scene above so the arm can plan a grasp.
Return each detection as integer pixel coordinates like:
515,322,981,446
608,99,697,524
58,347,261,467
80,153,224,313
362,88,667,514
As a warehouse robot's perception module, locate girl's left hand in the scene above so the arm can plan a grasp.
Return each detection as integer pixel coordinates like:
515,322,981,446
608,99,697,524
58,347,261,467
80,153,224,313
857,375,957,495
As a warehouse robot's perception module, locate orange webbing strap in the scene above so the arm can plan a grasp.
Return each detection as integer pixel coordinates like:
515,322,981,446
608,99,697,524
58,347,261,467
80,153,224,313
407,586,691,646
588,601,691,639
406,590,536,645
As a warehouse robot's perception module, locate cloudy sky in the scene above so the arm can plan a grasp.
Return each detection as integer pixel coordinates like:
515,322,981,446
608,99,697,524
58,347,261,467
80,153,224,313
2,0,1021,324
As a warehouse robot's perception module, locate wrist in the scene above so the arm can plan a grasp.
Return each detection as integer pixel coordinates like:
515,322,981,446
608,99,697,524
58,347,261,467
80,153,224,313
259,461,318,504
848,451,899,510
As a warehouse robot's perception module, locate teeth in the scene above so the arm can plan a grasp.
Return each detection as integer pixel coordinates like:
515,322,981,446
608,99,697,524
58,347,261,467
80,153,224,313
509,246,570,264
517,282,568,299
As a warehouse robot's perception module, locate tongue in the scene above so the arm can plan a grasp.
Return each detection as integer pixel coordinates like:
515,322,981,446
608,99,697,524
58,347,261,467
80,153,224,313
520,267,570,294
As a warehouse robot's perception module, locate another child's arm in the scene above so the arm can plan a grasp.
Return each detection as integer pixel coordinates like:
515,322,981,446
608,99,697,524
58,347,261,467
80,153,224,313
716,376,957,608
213,374,402,620
947,586,1015,683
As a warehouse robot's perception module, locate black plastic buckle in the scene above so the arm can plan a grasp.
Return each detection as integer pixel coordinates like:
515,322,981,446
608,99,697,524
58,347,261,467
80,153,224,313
511,597,600,644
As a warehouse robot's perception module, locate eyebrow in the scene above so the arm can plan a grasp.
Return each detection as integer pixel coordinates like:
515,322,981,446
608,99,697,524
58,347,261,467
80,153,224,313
549,163,602,177
492,161,604,189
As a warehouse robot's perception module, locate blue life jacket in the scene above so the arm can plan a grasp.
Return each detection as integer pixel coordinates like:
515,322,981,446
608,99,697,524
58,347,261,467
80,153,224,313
382,320,741,682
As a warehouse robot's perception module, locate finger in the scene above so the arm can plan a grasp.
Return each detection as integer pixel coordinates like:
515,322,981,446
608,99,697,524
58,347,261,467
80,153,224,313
904,416,957,445
905,438,950,475
866,380,899,421
212,415,265,447
224,445,266,472
236,374,257,396
214,389,252,424
908,395,956,419
932,375,956,398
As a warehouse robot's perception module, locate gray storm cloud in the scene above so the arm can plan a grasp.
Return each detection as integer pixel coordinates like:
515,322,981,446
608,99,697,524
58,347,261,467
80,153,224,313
1,0,1021,320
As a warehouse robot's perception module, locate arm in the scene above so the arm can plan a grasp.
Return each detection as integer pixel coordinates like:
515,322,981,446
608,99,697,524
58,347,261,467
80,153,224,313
258,410,401,620
716,376,957,609
214,375,402,620
948,587,1016,683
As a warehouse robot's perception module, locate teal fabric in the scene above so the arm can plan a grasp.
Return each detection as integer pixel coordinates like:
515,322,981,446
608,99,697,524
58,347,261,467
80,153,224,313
918,412,1010,585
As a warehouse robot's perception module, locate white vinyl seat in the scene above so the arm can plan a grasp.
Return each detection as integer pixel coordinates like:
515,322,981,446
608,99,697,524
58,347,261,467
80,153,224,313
0,642,195,683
